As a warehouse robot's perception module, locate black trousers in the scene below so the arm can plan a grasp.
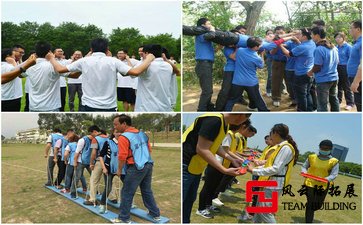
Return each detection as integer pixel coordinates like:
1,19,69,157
198,165,224,210
24,93,29,111
60,87,66,112
305,186,329,223
2,98,21,111
54,156,66,186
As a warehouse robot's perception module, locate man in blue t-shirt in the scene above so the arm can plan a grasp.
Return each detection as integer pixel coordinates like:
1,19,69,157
347,20,362,111
335,32,354,110
225,37,269,111
308,26,339,112
284,38,299,107
195,17,215,111
280,28,316,111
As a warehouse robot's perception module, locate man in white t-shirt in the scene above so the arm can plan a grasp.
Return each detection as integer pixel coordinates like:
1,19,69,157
67,50,84,111
44,128,63,186
134,44,173,112
1,48,22,111
47,38,155,112
54,48,69,111
23,42,81,112
116,49,139,112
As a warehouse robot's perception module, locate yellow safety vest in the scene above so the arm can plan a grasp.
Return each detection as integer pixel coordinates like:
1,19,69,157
222,130,241,168
259,145,277,160
182,113,228,175
235,133,247,154
304,154,339,189
258,142,295,187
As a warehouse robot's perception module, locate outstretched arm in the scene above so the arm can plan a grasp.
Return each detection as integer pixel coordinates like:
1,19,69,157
126,54,155,76
2,54,36,84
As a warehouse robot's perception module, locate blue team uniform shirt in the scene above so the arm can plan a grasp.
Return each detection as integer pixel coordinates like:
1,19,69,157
313,45,339,83
285,41,299,70
291,40,316,76
195,34,214,61
337,42,352,66
223,47,235,72
347,36,362,77
232,48,264,87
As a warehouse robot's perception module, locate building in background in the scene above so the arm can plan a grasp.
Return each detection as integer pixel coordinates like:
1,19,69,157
331,144,349,162
15,128,48,144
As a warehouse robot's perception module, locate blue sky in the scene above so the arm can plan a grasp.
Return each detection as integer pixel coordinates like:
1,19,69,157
2,1,181,37
183,113,362,164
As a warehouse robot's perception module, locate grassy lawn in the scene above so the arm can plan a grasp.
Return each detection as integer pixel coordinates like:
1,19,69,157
189,165,361,223
2,144,181,223
19,74,181,112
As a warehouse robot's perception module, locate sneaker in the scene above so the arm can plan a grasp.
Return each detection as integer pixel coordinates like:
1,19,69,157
345,105,353,111
83,200,96,206
208,205,221,213
212,198,224,206
246,106,258,111
44,182,52,187
109,199,118,204
237,210,253,221
148,214,161,222
232,178,240,185
220,190,234,197
98,205,106,214
266,92,272,97
111,218,132,224
273,101,280,107
60,188,70,193
196,209,214,219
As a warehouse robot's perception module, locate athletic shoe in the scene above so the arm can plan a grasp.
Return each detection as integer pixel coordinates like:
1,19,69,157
345,105,353,111
273,101,280,107
98,205,106,214
196,209,214,219
148,214,161,222
266,92,272,97
109,199,118,204
237,210,253,221
208,205,221,213
60,188,70,193
111,218,132,224
212,198,224,206
246,106,258,111
232,178,240,185
220,189,235,197
83,200,96,206
44,182,52,187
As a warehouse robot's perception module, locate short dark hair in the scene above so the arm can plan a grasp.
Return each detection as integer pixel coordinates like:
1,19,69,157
69,134,79,143
274,26,285,32
88,125,100,133
264,135,270,140
12,44,25,51
118,48,128,54
247,37,262,48
301,28,312,40
100,129,107,135
313,19,326,27
265,29,273,35
90,38,108,53
53,128,62,133
352,20,362,30
248,125,257,133
2,48,13,62
197,17,209,26
311,26,326,39
162,47,170,59
334,32,346,40
114,114,132,126
143,44,162,58
235,25,247,31
319,139,333,149
35,41,51,58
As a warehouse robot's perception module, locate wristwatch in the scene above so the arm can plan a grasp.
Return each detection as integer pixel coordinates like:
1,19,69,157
19,66,26,73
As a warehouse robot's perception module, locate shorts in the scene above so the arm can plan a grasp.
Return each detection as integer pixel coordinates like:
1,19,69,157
117,87,136,104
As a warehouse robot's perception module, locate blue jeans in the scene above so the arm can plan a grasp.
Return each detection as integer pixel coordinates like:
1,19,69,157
70,163,91,196
285,70,296,102
183,164,201,223
294,74,313,111
266,58,272,93
225,84,269,111
316,81,340,112
118,163,160,221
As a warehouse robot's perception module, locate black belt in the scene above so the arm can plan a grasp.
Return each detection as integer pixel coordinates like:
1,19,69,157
196,59,214,63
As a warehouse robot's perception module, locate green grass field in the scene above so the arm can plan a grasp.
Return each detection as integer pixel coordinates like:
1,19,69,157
19,74,181,112
2,144,181,223
190,165,362,224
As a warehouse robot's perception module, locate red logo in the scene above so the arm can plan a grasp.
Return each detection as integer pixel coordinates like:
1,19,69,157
245,180,278,213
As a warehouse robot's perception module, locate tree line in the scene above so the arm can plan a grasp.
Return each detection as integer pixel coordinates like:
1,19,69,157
2,21,181,61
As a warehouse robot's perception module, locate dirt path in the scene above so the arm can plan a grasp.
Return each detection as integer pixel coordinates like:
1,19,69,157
183,82,357,112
